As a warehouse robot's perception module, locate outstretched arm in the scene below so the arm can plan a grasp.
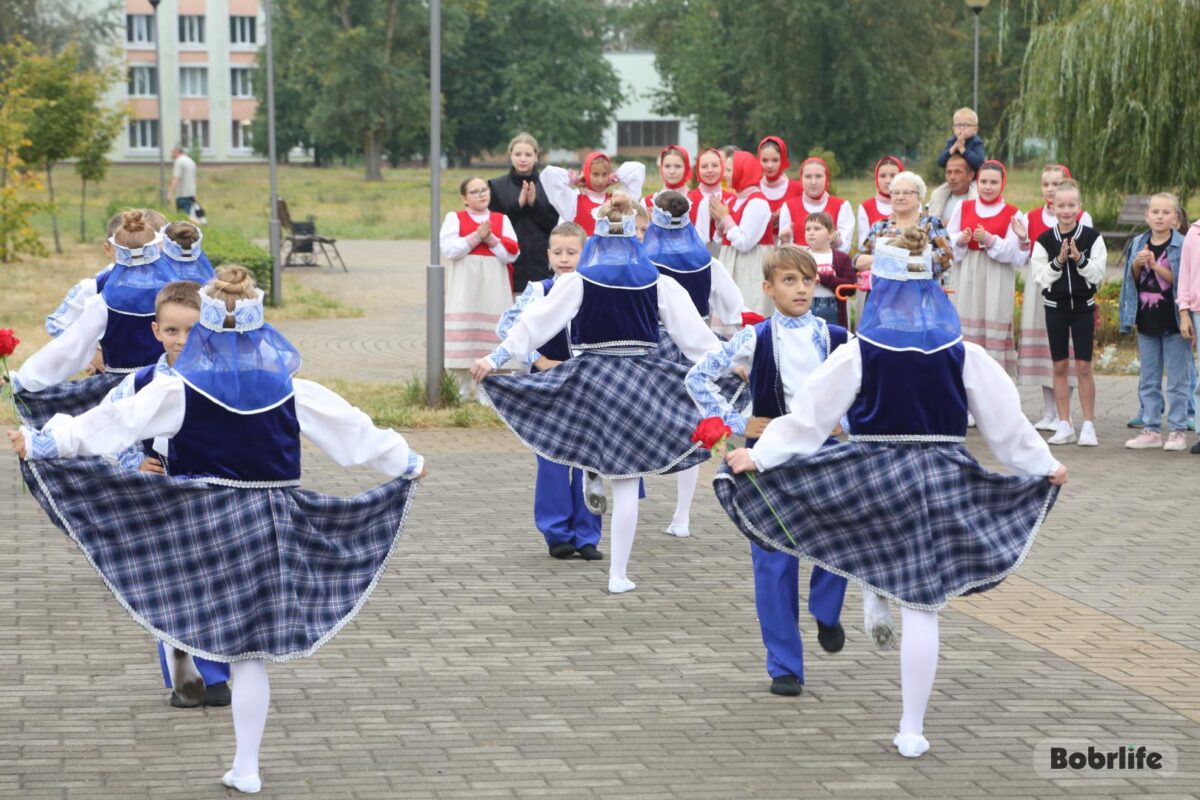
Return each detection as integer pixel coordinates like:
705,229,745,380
295,379,424,479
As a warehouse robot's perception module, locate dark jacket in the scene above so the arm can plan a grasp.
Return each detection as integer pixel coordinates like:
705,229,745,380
488,166,560,293
936,134,986,172
1032,224,1107,312
817,250,857,327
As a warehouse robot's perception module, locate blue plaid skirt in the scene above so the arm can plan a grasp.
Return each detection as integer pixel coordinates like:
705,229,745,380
651,335,749,413
478,351,709,478
713,442,1059,610
17,371,126,429
21,456,417,662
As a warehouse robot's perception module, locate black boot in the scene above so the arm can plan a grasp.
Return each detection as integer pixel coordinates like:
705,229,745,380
769,675,803,696
576,544,604,561
204,681,232,707
817,621,846,653
1191,439,1200,454
549,542,576,559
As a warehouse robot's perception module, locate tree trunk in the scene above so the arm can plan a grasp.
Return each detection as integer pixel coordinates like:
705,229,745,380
80,178,87,242
46,162,62,254
363,130,383,181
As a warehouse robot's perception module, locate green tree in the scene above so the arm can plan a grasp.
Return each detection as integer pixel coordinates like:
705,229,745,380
0,0,122,70
0,39,48,263
1013,0,1200,201
74,106,125,241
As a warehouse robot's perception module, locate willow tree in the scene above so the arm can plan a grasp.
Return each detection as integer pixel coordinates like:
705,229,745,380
1013,0,1200,202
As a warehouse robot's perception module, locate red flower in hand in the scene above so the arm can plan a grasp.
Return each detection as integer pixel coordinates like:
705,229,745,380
740,311,766,328
692,416,733,450
0,328,19,359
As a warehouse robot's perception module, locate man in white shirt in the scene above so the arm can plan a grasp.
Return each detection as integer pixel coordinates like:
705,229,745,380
926,153,977,225
168,146,198,215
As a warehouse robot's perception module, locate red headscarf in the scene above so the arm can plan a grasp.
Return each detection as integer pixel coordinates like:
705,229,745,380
873,155,904,199
694,147,725,189
978,159,1007,202
657,145,692,190
581,151,612,193
757,136,790,179
1053,163,1072,179
798,156,830,200
730,151,763,193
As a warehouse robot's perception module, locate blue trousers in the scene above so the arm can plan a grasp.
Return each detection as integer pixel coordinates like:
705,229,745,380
534,456,601,548
750,542,847,681
157,641,230,688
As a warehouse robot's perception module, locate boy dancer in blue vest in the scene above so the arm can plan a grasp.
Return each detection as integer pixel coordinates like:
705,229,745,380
686,245,849,696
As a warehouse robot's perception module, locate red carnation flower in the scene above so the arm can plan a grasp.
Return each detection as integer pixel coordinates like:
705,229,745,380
740,311,766,328
691,416,733,450
0,328,18,359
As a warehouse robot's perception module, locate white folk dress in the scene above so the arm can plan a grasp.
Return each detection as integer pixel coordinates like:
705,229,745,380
441,210,519,369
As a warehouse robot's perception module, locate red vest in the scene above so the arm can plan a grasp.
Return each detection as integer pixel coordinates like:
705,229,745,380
574,192,610,236
457,211,508,256
960,200,1019,250
861,197,889,227
789,195,847,246
723,194,774,247
688,186,736,241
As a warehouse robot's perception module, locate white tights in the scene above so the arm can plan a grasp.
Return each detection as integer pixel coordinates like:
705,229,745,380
230,660,270,778
608,478,642,584
668,466,699,534
898,607,939,737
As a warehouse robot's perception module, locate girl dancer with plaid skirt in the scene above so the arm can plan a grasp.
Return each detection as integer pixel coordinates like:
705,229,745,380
13,210,180,428
644,190,749,539
720,228,1068,759
9,267,426,794
472,195,722,594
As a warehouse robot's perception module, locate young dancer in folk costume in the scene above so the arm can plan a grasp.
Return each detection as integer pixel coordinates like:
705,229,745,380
160,221,217,285
472,196,721,594
1018,165,1093,429
643,145,692,208
495,222,604,561
441,177,520,399
946,160,1030,377
13,211,179,428
541,152,646,236
720,227,1066,758
9,267,425,794
779,156,854,254
713,152,775,317
689,147,737,254
644,190,749,539
687,245,850,698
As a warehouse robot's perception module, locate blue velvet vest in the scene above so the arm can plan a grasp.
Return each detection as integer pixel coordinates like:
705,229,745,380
654,262,712,318
846,340,968,438
531,277,571,370
168,385,302,482
100,263,171,371
572,263,660,350
747,320,847,447
133,365,160,461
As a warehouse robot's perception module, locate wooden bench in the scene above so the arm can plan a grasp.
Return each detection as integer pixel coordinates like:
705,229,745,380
278,198,348,272
1099,194,1150,253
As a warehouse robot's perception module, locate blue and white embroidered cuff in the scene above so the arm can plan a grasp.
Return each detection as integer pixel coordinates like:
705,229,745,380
117,446,147,471
488,346,513,369
403,451,424,479
10,373,23,395
26,428,59,460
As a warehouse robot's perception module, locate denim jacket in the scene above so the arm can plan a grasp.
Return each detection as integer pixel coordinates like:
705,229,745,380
1118,229,1186,333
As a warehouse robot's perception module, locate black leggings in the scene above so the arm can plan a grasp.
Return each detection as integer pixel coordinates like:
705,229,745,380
1044,302,1094,362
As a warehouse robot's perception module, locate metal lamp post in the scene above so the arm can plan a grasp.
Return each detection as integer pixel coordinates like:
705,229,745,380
965,0,991,111
264,0,282,306
425,0,444,407
148,0,166,207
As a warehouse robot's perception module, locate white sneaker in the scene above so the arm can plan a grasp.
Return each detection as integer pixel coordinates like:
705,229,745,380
894,733,931,758
1077,421,1098,446
1033,413,1060,432
222,771,262,794
1047,421,1076,445
664,524,691,538
608,575,636,594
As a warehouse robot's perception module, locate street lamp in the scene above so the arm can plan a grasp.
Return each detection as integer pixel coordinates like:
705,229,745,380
264,0,282,306
965,0,991,111
148,0,165,207
425,0,443,407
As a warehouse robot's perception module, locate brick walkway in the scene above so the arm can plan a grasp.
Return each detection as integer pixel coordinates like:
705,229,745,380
2,244,1198,798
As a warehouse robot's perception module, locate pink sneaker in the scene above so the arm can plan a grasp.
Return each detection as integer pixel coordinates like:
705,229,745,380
1125,429,1163,449
1163,432,1188,452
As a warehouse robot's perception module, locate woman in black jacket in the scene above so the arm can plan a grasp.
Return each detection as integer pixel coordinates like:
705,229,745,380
489,133,560,293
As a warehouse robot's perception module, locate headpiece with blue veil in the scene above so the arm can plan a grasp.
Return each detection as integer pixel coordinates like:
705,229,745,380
102,232,177,314
857,241,962,353
172,289,302,412
161,229,216,284
578,213,659,287
643,203,711,272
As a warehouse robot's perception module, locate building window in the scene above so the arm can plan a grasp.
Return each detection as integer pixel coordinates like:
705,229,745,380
179,15,206,45
179,67,209,97
180,120,211,150
128,119,159,150
230,67,254,98
231,120,253,150
230,16,257,45
126,14,154,45
127,66,158,97
617,120,680,149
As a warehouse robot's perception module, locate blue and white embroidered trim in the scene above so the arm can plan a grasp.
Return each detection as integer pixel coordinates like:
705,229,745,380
849,434,965,443
29,429,58,460
650,205,691,229
162,230,203,262
110,233,164,267
871,243,932,281
199,289,265,333
593,215,637,238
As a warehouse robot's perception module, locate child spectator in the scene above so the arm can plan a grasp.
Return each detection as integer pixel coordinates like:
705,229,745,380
1030,181,1106,446
936,107,986,172
1118,194,1190,451
689,148,737,253
1178,211,1200,452
644,145,691,208
802,212,855,327
541,153,646,236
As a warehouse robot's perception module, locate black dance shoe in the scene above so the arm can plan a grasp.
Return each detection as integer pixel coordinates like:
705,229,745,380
817,621,846,653
204,681,232,707
769,675,804,696
576,544,604,561
549,542,577,559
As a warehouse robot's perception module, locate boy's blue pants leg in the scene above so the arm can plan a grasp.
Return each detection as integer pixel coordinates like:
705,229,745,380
568,466,602,548
534,456,576,547
157,641,230,688
750,542,805,681
808,565,848,627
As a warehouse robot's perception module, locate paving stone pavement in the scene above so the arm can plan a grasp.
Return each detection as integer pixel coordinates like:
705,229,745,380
3,244,1199,798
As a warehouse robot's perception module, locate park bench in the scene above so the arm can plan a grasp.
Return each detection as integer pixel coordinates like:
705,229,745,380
278,198,348,272
1099,194,1151,254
